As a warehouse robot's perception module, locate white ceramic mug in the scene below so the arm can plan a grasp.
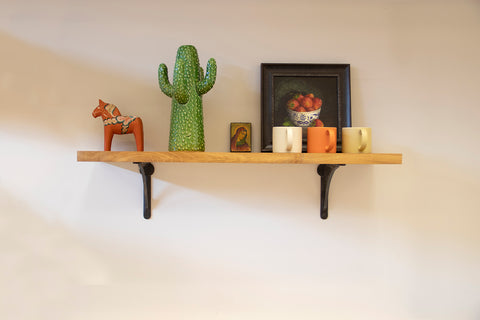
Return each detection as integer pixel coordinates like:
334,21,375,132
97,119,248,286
342,127,372,153
272,127,302,153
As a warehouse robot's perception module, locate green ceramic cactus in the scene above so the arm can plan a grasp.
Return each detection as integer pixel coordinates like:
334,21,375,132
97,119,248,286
158,45,217,151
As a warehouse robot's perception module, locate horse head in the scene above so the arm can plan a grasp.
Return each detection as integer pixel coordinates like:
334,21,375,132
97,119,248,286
92,99,121,120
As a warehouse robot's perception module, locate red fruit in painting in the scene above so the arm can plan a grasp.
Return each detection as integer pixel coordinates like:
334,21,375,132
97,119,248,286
287,99,299,110
312,97,323,109
315,119,324,127
301,97,313,108
292,93,303,100
306,107,315,112
306,93,314,99
296,106,306,112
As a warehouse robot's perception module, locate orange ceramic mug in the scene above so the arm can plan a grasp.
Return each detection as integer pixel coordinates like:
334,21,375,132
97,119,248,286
307,127,337,153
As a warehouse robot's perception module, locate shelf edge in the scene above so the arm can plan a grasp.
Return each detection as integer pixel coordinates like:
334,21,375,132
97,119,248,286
77,151,402,165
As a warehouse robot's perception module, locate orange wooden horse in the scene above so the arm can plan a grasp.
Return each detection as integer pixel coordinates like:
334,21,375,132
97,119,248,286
92,99,144,151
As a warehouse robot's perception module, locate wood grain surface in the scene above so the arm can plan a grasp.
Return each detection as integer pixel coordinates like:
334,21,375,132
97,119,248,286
77,151,402,164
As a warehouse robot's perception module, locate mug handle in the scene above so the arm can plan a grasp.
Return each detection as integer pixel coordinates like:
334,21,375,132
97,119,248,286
325,129,335,152
286,129,293,151
358,128,368,152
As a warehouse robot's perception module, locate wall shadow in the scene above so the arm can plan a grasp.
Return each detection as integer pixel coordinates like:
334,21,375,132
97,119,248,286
0,30,170,151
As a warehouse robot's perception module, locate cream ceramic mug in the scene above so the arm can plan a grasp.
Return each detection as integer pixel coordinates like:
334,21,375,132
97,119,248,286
342,127,372,153
272,127,302,153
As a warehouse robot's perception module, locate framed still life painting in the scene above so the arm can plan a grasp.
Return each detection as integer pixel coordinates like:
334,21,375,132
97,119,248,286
230,122,252,152
261,63,352,152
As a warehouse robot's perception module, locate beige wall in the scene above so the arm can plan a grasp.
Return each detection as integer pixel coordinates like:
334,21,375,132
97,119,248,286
1,0,479,319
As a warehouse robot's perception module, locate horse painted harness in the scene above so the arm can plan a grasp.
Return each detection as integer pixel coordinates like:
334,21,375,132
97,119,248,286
103,104,138,134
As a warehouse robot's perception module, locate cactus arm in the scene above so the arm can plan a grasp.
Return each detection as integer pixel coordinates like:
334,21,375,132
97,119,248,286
196,58,217,95
158,64,173,98
172,58,189,104
198,66,204,81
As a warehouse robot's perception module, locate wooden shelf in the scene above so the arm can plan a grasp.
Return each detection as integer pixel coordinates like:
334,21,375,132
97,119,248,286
77,151,402,220
77,151,402,165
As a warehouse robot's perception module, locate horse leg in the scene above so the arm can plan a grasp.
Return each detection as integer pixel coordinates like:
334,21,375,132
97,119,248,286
104,127,114,151
133,119,144,151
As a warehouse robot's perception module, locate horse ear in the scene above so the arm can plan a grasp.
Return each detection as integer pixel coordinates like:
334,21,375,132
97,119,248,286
99,99,104,104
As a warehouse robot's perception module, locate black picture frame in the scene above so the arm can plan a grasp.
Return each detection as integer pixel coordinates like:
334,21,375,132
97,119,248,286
261,63,351,152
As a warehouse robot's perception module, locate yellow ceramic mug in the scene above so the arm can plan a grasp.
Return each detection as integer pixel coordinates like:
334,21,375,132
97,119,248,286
342,127,372,153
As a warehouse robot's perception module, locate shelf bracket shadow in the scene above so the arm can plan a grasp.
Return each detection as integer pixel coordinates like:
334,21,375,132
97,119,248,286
134,162,155,219
317,164,345,219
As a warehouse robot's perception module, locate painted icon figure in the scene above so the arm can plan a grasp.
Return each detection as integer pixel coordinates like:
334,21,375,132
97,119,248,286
230,126,251,152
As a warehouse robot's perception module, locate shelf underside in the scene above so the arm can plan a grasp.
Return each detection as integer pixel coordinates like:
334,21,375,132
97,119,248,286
77,151,402,164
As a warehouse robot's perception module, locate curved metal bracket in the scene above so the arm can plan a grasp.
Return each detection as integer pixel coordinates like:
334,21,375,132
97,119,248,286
135,162,155,219
131,162,341,220
317,164,345,219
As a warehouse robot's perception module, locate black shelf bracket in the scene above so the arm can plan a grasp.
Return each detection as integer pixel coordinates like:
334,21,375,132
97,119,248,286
132,162,341,220
134,162,155,219
317,164,345,219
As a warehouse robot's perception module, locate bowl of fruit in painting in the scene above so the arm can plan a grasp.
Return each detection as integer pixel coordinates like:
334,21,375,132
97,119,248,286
286,93,323,127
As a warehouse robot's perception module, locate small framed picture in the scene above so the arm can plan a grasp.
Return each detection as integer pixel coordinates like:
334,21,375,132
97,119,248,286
230,122,252,152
